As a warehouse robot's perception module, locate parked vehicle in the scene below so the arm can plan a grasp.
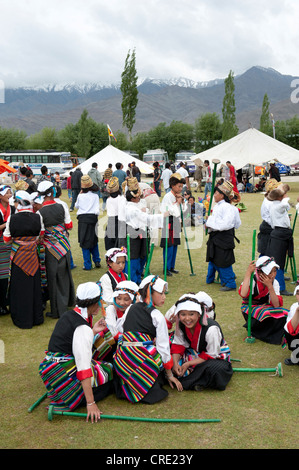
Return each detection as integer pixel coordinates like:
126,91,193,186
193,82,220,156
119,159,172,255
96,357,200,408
175,151,196,175
275,162,292,175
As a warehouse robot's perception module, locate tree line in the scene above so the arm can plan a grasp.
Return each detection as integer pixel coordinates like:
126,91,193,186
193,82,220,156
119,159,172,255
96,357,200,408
1,62,299,162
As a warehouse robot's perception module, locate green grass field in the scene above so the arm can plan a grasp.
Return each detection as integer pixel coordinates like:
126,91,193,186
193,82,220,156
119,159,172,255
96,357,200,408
1,179,298,450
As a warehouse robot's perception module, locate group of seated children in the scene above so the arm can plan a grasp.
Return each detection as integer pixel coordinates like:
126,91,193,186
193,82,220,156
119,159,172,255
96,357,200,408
38,246,235,422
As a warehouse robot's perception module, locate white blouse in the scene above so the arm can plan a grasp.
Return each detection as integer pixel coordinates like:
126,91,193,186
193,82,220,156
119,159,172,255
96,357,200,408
75,192,100,216
260,197,273,225
172,324,223,359
269,198,291,229
206,199,241,232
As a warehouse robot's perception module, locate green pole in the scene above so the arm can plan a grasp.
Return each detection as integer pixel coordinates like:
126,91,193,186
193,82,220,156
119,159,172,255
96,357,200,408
144,242,155,277
245,229,256,344
180,204,196,276
28,392,48,412
233,362,283,377
126,234,131,281
47,406,221,423
205,159,220,235
285,211,297,274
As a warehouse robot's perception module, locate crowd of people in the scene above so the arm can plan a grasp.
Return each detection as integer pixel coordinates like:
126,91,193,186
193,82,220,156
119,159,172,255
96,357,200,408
0,158,298,423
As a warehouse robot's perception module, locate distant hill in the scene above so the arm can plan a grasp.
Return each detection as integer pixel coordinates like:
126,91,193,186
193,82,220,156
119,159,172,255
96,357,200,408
0,66,298,135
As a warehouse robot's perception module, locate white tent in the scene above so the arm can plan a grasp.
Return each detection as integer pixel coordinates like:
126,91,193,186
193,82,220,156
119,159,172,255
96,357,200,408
191,127,299,170
73,145,153,175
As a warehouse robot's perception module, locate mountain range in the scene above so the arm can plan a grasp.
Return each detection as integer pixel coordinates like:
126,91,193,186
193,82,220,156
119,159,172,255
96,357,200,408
0,66,299,136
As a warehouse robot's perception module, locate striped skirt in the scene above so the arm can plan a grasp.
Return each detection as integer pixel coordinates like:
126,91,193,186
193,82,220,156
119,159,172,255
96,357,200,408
39,352,113,412
241,303,288,345
113,332,163,403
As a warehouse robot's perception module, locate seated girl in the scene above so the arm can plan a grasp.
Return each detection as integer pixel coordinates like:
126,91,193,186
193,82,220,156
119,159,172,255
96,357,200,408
283,284,299,366
105,280,139,342
99,247,128,305
113,275,182,404
239,256,289,345
171,294,233,391
39,282,113,423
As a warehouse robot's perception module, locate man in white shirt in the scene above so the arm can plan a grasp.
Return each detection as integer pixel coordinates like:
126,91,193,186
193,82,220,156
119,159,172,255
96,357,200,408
206,181,241,291
203,160,212,200
161,163,173,193
177,162,190,189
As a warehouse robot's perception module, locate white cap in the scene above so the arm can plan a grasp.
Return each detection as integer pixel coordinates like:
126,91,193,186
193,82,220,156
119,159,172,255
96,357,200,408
15,190,33,203
37,181,53,194
105,247,127,263
174,293,202,316
293,284,299,296
256,256,280,275
112,280,139,301
139,275,168,294
76,282,102,300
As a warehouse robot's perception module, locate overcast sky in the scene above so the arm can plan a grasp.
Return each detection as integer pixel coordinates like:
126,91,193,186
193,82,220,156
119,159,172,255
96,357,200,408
1,0,299,88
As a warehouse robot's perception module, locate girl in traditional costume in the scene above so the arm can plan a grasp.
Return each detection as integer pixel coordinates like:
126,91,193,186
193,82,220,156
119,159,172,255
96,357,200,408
239,256,289,344
114,275,182,404
0,185,15,315
75,175,101,270
37,180,75,319
171,293,233,391
99,247,128,305
3,190,44,328
39,282,113,422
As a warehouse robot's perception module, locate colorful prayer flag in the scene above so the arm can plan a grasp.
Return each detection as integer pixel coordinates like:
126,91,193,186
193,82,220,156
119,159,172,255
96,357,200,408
107,124,117,142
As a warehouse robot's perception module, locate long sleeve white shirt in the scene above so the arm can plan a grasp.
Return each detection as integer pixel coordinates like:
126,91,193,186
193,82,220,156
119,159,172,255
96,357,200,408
206,199,241,232
269,197,291,229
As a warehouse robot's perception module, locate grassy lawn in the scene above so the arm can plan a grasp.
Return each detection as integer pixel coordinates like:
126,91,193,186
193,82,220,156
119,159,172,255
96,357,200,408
1,178,298,450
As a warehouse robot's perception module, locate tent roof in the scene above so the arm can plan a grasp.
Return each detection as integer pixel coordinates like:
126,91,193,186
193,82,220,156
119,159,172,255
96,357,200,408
74,145,153,175
191,128,299,170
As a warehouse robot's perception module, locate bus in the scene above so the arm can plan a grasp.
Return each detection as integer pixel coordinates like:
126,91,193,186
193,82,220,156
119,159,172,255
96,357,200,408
0,150,73,176
175,150,196,175
143,149,168,169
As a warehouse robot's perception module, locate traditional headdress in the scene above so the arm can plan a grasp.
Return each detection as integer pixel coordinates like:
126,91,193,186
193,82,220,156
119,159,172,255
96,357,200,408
76,281,104,319
106,176,119,193
112,280,139,302
0,185,11,196
127,177,142,198
105,247,127,264
264,178,280,193
215,181,234,201
256,256,280,275
81,175,93,189
139,275,168,307
175,293,208,326
15,180,29,191
37,180,54,197
196,291,215,320
14,190,33,209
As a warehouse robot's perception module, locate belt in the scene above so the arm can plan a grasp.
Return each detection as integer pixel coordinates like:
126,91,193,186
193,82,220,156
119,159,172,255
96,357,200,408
121,341,154,347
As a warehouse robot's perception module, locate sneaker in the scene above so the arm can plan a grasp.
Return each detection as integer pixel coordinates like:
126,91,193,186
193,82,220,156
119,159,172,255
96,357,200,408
170,268,179,274
284,357,297,366
280,290,293,296
166,270,173,276
46,311,59,319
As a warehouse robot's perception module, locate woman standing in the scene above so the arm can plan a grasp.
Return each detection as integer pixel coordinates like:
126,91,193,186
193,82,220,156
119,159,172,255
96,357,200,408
75,175,101,270
104,176,121,250
39,282,113,422
0,185,14,315
37,180,75,319
4,190,44,328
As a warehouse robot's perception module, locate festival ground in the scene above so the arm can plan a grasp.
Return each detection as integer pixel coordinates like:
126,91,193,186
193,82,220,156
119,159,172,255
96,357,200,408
1,177,298,450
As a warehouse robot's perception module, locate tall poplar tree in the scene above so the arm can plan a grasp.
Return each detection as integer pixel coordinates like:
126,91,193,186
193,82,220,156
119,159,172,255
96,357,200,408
222,70,238,141
120,48,138,142
259,93,272,135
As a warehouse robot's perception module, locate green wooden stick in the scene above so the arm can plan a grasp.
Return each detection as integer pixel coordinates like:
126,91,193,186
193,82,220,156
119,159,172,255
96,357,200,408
285,211,297,273
144,242,155,277
28,392,48,412
233,362,283,377
245,229,256,344
180,204,195,276
164,208,169,282
47,406,221,423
